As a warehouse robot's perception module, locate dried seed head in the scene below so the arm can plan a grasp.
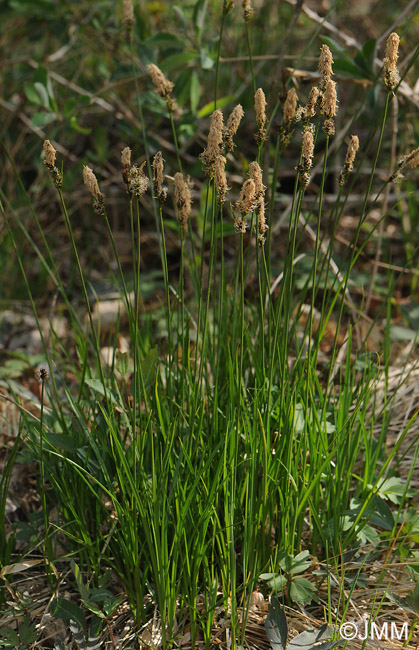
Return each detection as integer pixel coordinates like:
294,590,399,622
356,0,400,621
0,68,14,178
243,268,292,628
383,32,400,91
43,140,56,167
305,86,320,119
236,178,256,216
248,162,266,199
322,79,338,118
200,109,224,176
152,151,167,202
242,0,253,20
319,44,334,88
129,161,149,198
225,104,244,151
339,135,359,185
83,165,105,214
43,140,62,188
301,124,315,172
283,88,298,124
147,63,174,97
174,172,192,233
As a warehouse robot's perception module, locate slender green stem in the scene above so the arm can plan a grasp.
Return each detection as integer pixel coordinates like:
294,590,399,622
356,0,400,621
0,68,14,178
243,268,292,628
307,134,329,369
128,39,163,260
169,107,182,172
158,202,173,402
58,190,108,394
214,13,226,109
326,92,392,387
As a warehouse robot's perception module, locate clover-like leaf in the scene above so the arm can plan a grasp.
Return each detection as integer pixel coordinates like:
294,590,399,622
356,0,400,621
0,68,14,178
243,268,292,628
265,596,288,650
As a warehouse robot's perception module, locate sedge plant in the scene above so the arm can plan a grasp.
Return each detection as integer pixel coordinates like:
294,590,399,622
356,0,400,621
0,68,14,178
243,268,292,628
1,4,418,648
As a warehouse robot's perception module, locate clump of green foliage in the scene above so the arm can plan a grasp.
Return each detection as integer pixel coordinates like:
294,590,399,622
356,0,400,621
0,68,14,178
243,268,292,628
0,1,418,648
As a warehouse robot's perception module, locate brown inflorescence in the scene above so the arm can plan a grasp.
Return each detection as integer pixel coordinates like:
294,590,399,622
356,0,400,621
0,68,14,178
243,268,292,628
199,109,224,177
83,165,105,214
242,0,253,20
318,44,337,135
322,80,338,118
129,162,149,198
36,367,49,382
283,88,298,125
223,0,235,14
391,146,419,181
152,151,167,203
235,178,256,232
305,86,320,120
146,63,178,113
43,140,62,188
298,124,315,187
174,172,193,234
147,63,174,97
339,135,359,185
121,146,131,167
121,146,132,187
254,88,267,144
257,199,268,246
323,119,335,136
302,125,315,170
248,161,266,199
319,44,334,90
249,162,268,245
383,32,400,91
225,104,244,152
236,178,256,215
123,0,135,39
43,140,56,167
405,147,419,168
215,155,229,204
321,79,338,135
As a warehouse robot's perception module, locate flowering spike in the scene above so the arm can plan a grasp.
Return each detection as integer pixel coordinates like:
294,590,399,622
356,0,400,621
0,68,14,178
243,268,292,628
383,32,400,91
339,135,359,185
199,109,224,177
